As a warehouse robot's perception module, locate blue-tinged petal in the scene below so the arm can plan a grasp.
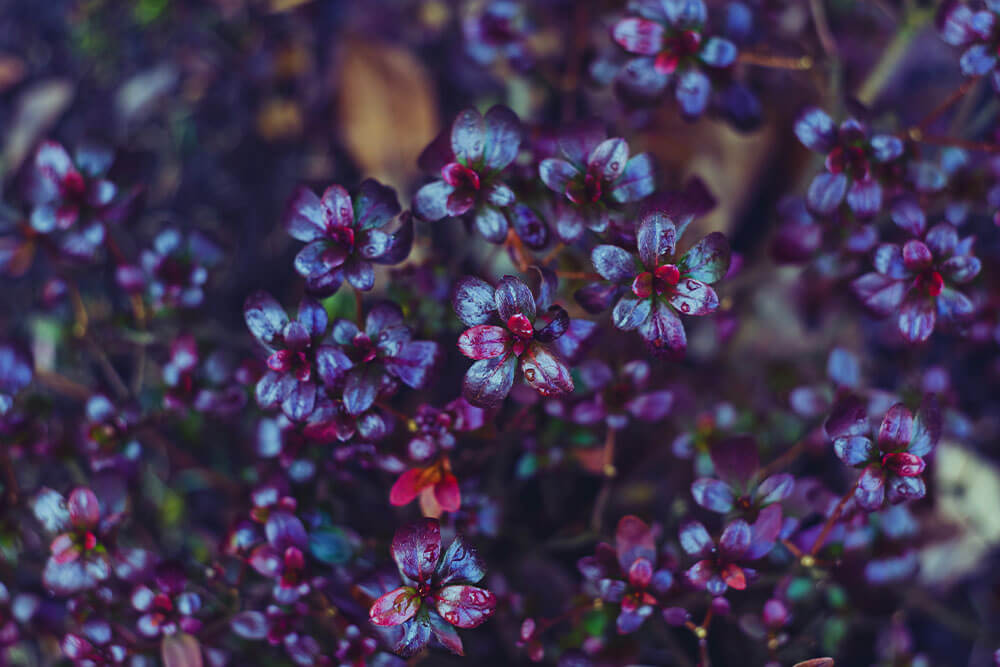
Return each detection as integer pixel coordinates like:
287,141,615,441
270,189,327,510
700,37,737,67
611,153,655,203
451,108,486,165
413,180,454,221
806,172,847,215
482,105,522,171
870,135,903,162
675,68,711,118
794,108,836,153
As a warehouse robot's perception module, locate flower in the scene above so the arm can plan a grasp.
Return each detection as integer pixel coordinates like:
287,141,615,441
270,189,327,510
319,302,440,415
161,335,247,415
61,619,129,666
939,1,1000,91
690,436,794,516
116,229,222,309
794,108,905,217
680,505,782,596
389,399,486,516
463,0,533,69
284,179,412,295
80,395,143,473
244,292,332,421
578,209,730,357
453,274,577,407
369,519,496,657
577,516,675,634
131,563,203,638
558,359,673,430
851,205,980,343
414,106,522,243
538,124,654,241
612,0,739,117
825,395,942,510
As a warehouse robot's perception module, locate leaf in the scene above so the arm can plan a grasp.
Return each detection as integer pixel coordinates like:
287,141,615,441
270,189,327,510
161,633,203,667
336,38,438,192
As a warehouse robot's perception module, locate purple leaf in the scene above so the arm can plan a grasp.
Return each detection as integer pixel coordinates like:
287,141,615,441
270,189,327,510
612,18,664,55
902,240,933,272
587,138,629,183
354,178,401,230
452,276,496,326
890,198,926,236
612,294,652,330
244,291,289,347
451,109,486,165
284,186,326,241
494,275,536,321
668,277,719,316
638,300,687,356
755,474,794,506
878,404,914,450
614,515,656,571
482,105,522,171
824,396,869,439
909,396,941,457
539,158,578,194
851,273,906,316
679,521,713,557
794,108,836,153
806,172,847,215
897,294,936,343
691,479,735,512
370,587,421,626
611,153,655,203
700,37,738,67
679,232,730,283
834,436,875,467
434,585,496,628
463,354,516,407
392,518,441,585
436,536,487,585
710,436,759,486
675,68,711,118
458,325,510,360
636,211,677,268
592,245,635,282
413,180,453,221
521,343,573,397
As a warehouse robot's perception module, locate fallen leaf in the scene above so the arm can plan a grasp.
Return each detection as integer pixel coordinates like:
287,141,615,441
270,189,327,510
0,79,74,181
334,37,438,192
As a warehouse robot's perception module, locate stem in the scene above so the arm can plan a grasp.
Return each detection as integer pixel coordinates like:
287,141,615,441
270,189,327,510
910,135,1000,153
809,487,854,556
541,242,565,265
856,8,933,106
913,76,980,134
554,270,601,281
504,228,530,272
34,369,93,400
738,52,814,71
809,0,838,59
758,440,806,478
590,428,617,532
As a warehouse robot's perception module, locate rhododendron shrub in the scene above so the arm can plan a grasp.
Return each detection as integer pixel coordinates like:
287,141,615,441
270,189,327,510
2,1,999,666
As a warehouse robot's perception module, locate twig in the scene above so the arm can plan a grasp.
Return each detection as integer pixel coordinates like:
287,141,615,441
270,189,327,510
809,487,854,556
738,52,814,70
908,134,1000,153
809,0,838,58
913,76,980,134
856,8,933,105
590,429,617,532
758,440,806,478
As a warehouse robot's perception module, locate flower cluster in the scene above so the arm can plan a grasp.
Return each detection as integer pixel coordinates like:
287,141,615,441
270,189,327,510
3,1,999,666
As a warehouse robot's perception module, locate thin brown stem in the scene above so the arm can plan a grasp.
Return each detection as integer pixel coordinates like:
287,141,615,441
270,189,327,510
554,270,601,281
504,228,530,272
34,369,93,400
738,52,814,70
590,428,617,532
758,440,806,478
909,134,1000,153
914,76,980,134
809,487,854,556
809,0,838,58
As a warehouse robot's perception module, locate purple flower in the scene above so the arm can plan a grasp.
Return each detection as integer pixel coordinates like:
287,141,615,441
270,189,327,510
162,335,247,415
825,395,942,510
80,395,143,473
681,505,782,596
22,141,135,263
414,106,522,243
453,274,578,407
539,124,654,241
578,209,730,357
116,229,222,310
369,519,496,657
560,359,673,430
284,179,412,295
939,2,1000,92
61,619,129,665
463,1,533,69
244,292,331,421
794,109,905,218
320,302,440,415
577,516,675,634
131,563,203,638
690,436,794,516
612,0,738,117
851,208,980,343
